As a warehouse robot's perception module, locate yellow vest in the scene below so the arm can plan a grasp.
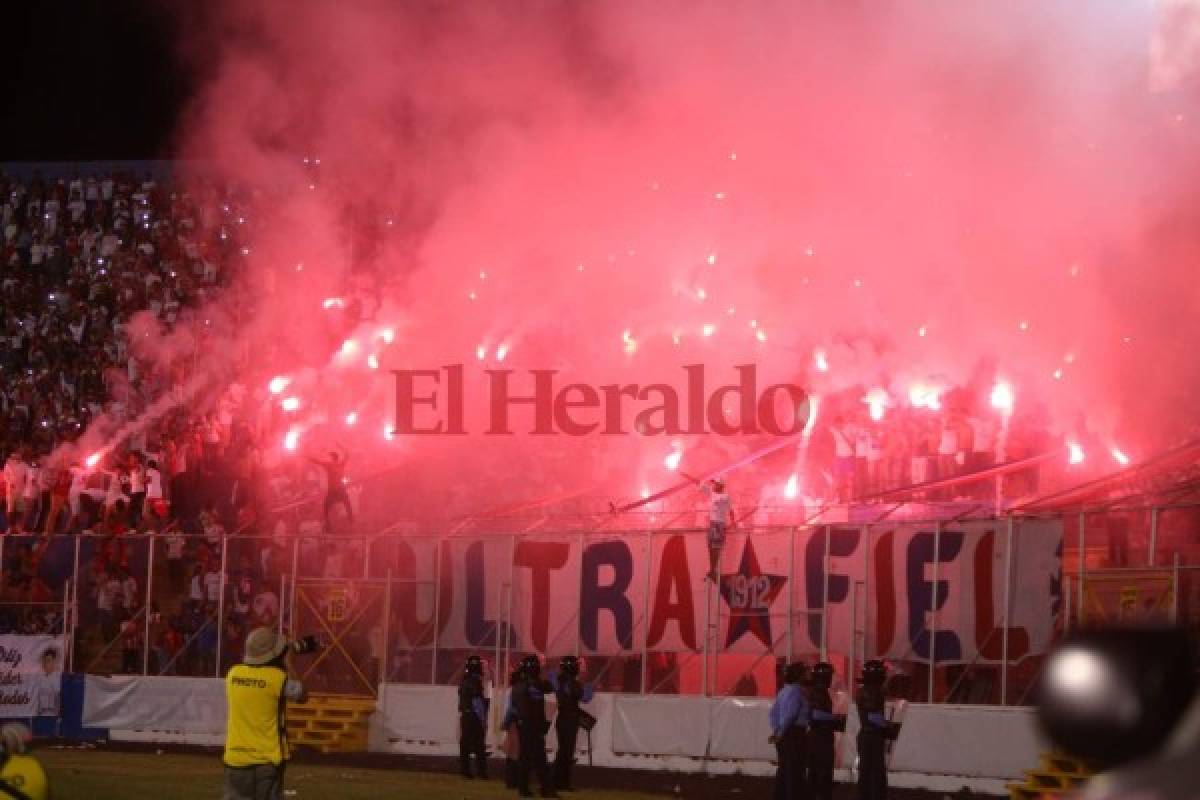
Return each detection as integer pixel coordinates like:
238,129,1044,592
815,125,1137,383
0,754,49,800
224,664,290,767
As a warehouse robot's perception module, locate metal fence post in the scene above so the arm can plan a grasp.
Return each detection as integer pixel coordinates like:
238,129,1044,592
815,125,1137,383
288,537,299,637
1001,515,1014,705
143,536,156,675
863,524,872,665
381,569,392,688
1172,553,1181,624
929,521,940,703
702,556,712,697
821,525,831,662
431,538,443,685
787,527,795,664
215,536,228,678
1149,508,1159,567
576,532,585,660
69,536,81,673
1077,512,1086,626
640,531,652,693
503,536,516,682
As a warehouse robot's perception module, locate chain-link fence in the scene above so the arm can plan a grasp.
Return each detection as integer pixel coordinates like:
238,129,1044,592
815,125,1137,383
6,504,1197,704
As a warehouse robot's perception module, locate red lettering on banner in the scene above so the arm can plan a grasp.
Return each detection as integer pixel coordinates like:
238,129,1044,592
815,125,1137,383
647,535,697,650
973,531,1029,660
873,530,896,656
514,541,571,652
395,541,451,644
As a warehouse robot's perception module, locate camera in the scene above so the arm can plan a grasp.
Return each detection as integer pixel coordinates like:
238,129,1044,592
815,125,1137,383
290,635,322,656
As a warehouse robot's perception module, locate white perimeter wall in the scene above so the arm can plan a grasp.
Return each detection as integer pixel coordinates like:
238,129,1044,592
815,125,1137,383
83,677,1045,794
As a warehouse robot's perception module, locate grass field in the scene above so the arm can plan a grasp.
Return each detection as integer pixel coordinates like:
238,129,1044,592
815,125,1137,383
38,748,675,800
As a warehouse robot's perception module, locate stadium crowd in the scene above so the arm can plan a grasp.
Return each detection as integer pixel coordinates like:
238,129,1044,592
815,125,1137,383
0,167,326,674
0,166,1071,682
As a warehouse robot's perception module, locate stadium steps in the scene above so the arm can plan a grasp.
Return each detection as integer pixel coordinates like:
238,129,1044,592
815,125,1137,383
285,693,376,754
1007,751,1098,800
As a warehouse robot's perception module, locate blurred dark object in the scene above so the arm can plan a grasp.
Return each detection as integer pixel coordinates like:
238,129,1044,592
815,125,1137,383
1037,628,1196,769
291,635,322,656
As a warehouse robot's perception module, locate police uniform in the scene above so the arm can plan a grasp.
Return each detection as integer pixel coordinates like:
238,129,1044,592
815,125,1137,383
223,628,306,800
459,656,489,779
855,661,889,800
806,663,837,800
769,662,809,800
551,656,592,792
513,656,557,798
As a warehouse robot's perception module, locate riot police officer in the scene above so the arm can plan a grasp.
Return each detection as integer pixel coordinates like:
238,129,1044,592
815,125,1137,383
768,661,810,800
512,654,558,798
551,655,594,792
855,660,889,800
502,667,523,789
806,662,838,800
458,654,489,779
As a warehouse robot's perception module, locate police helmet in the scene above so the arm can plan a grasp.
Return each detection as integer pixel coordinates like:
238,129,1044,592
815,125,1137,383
861,659,887,684
520,654,541,678
464,654,483,675
811,661,834,687
559,655,580,676
783,661,808,684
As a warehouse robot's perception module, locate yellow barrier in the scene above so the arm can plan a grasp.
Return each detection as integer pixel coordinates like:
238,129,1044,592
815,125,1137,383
1007,751,1097,800
285,693,376,754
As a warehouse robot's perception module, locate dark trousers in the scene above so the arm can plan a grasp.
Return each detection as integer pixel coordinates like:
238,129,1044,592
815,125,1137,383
517,722,554,797
460,712,487,778
324,487,353,524
223,763,284,800
553,719,579,790
807,731,835,800
774,727,808,800
856,732,887,800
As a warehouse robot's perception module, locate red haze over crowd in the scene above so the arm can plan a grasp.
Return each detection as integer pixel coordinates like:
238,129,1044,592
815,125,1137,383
147,1,1200,515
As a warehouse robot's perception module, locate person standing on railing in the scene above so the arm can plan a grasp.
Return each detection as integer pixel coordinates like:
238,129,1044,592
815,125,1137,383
702,478,732,582
768,661,810,800
306,447,352,530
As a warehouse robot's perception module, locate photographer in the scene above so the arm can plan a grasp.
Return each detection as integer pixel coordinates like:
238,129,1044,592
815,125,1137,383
223,628,317,800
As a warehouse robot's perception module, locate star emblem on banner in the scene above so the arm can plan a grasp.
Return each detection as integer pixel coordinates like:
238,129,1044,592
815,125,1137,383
718,539,787,649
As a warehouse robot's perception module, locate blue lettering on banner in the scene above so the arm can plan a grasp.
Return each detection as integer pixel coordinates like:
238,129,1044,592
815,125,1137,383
580,541,634,650
804,528,861,647
465,542,516,647
906,531,965,661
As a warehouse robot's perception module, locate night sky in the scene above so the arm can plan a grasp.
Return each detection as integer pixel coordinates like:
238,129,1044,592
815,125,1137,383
1,1,193,161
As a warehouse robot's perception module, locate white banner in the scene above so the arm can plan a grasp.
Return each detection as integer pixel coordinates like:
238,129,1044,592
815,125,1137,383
0,636,64,718
83,676,226,733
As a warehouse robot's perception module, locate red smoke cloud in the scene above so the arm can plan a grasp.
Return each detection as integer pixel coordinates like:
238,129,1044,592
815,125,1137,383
161,1,1200,518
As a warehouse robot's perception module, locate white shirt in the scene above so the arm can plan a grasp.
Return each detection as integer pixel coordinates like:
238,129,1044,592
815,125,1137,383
705,485,732,525
204,571,221,603
145,467,163,500
938,427,958,456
